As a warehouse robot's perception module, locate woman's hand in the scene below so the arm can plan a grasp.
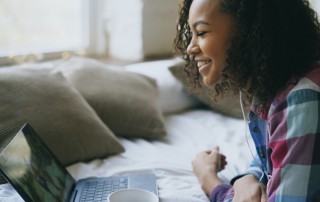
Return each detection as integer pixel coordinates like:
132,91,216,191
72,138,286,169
192,146,227,195
233,174,267,202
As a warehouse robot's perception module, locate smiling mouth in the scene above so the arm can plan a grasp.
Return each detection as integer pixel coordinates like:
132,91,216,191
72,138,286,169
197,60,211,68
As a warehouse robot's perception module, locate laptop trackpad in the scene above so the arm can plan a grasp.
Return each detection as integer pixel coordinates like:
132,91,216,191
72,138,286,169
128,174,158,195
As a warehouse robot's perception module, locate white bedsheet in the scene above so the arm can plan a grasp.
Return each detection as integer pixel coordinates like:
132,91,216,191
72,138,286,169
0,109,254,202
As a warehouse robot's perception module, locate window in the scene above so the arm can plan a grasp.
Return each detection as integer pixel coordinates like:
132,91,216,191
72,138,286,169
310,0,320,14
0,0,104,65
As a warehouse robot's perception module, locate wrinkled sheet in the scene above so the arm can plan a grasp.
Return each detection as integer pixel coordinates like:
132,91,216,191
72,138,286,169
0,109,254,202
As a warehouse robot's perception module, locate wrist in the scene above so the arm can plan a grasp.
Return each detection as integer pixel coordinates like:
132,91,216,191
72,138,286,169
200,173,223,196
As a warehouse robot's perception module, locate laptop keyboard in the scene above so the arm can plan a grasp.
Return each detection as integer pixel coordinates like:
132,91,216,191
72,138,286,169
80,177,128,202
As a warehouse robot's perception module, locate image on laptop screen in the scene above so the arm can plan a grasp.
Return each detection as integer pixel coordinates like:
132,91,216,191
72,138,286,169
0,125,75,202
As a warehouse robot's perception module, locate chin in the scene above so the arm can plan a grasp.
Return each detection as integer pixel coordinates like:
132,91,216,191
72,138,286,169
202,75,221,87
203,78,215,87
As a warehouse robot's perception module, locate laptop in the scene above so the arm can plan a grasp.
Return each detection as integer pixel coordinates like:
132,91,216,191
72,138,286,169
0,123,158,202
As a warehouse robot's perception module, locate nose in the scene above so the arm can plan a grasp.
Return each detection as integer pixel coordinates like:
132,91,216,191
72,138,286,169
186,37,200,56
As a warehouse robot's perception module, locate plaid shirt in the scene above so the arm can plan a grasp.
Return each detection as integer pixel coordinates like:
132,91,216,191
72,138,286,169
210,63,320,202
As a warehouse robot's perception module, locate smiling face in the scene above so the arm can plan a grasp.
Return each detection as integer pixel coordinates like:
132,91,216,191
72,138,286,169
187,0,235,86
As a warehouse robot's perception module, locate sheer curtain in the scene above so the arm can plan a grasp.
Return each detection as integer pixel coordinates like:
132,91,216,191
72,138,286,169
0,0,105,65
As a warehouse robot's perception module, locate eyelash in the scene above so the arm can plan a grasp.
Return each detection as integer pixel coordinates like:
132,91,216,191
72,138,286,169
188,31,207,39
196,32,206,37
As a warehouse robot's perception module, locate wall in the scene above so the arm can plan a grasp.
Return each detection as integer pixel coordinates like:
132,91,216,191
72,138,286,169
104,0,320,62
104,0,179,62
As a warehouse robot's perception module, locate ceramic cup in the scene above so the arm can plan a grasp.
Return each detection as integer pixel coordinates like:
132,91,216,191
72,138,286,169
108,188,159,202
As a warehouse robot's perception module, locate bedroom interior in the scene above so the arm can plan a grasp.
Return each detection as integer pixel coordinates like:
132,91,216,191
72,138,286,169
0,0,319,201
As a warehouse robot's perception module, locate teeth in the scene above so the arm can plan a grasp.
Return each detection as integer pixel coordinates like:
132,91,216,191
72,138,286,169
197,61,210,68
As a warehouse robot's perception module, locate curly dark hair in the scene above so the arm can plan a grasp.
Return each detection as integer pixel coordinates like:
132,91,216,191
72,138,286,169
174,0,320,109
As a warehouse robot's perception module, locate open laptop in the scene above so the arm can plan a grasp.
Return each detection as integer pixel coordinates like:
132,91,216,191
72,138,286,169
0,123,158,202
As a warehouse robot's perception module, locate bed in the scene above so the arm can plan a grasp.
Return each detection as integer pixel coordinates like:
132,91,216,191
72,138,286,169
0,57,253,202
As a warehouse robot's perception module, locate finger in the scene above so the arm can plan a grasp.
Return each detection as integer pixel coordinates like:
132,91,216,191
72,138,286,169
211,146,221,170
260,184,267,202
220,160,227,169
205,146,220,154
220,154,226,159
205,150,212,154
219,155,228,171
261,193,267,202
212,146,220,153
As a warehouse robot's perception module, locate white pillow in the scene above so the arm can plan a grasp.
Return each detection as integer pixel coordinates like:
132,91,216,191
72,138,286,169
124,58,198,114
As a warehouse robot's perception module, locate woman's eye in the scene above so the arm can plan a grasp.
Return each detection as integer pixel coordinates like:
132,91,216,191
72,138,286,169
196,32,206,36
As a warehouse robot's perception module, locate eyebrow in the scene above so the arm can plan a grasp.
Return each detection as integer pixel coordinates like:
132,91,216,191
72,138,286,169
192,20,211,29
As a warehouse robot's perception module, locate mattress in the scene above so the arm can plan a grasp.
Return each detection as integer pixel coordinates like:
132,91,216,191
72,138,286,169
0,108,254,202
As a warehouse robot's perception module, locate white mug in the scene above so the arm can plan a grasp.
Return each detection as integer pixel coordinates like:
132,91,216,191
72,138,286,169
108,188,159,202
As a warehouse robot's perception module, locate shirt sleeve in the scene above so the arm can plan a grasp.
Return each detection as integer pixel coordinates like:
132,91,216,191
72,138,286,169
267,88,320,201
210,156,266,202
230,154,267,185
209,184,233,202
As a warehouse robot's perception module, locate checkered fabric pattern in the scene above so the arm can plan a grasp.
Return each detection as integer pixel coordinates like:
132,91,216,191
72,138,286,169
210,63,320,202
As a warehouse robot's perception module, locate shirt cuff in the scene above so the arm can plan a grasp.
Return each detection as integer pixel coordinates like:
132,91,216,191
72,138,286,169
210,184,233,202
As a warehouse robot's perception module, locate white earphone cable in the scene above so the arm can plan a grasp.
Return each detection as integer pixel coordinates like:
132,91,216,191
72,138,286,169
239,91,256,162
239,91,270,181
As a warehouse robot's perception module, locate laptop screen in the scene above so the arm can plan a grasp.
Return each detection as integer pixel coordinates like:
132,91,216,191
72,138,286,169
0,124,75,202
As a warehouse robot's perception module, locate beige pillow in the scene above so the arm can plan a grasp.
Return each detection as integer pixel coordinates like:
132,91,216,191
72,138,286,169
54,57,166,139
0,67,124,166
169,61,249,118
124,58,199,114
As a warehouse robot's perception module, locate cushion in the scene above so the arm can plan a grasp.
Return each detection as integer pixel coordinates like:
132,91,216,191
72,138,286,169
169,61,250,118
54,57,167,139
0,67,124,166
124,58,198,114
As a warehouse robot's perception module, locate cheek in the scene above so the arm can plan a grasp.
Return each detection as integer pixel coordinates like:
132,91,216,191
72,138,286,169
202,39,226,61
201,39,217,57
211,42,228,68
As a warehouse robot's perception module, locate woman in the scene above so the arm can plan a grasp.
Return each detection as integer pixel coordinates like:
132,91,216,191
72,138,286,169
174,0,320,201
